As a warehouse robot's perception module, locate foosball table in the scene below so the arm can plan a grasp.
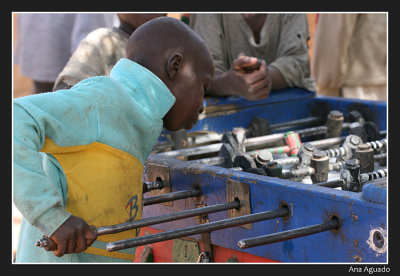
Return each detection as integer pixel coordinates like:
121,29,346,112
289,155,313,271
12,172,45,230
106,88,389,263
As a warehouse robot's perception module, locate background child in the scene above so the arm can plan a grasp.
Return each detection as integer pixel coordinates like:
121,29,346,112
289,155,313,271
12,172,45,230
53,13,166,91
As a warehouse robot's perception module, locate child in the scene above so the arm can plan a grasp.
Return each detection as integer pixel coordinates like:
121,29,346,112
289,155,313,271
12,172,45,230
13,17,214,263
53,13,166,91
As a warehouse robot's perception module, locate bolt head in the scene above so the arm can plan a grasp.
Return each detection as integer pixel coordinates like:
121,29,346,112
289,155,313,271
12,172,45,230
304,143,314,152
350,135,361,145
345,159,357,167
312,150,327,159
257,150,272,163
329,110,343,118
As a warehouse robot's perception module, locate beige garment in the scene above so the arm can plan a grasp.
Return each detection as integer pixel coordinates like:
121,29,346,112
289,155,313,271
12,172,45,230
311,13,387,101
53,27,129,90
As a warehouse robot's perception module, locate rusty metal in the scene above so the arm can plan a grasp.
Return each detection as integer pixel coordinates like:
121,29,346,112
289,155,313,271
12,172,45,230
106,207,289,252
325,110,344,138
143,179,164,193
144,163,172,205
226,180,252,229
237,217,339,249
36,201,238,252
99,201,240,235
356,144,375,173
143,188,201,206
310,150,329,183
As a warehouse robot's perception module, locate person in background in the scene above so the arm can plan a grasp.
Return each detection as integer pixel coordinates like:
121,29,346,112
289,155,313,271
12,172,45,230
53,13,166,91
13,16,214,263
14,13,116,94
311,13,387,101
190,13,316,101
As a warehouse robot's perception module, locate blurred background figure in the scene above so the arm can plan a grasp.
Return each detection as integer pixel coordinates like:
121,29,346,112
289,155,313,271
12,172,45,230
14,13,116,94
190,13,316,101
53,13,166,91
311,13,387,101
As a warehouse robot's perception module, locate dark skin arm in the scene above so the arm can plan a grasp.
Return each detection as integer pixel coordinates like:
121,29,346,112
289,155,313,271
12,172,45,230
49,215,97,257
207,54,287,100
207,14,288,100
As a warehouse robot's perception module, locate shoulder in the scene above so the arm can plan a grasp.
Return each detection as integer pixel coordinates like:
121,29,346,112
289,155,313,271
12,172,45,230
278,13,308,25
83,27,121,42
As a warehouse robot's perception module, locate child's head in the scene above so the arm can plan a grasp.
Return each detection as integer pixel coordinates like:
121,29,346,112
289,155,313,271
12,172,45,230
126,17,215,131
117,13,166,30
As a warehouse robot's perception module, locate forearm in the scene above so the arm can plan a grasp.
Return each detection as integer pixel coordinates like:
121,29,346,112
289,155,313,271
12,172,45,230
207,66,287,97
207,71,240,97
268,66,288,90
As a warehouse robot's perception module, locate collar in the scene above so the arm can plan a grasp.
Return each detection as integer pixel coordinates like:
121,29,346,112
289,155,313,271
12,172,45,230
110,58,176,120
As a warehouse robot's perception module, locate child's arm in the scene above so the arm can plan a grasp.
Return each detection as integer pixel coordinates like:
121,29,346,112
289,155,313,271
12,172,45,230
13,99,73,237
13,90,99,256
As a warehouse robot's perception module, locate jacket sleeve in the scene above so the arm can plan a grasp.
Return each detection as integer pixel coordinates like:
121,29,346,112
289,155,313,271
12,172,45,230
13,89,99,236
269,14,316,91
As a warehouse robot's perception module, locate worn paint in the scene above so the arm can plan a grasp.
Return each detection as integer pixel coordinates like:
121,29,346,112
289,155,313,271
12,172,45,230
366,227,387,256
142,89,387,262
200,104,244,119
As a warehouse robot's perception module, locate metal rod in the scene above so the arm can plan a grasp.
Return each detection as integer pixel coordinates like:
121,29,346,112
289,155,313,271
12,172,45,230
237,217,339,249
244,133,286,148
308,136,345,149
36,201,237,251
187,136,346,168
158,143,222,158
359,169,387,183
159,128,348,160
143,188,201,206
155,116,326,152
98,201,240,236
186,156,226,166
143,179,164,193
314,179,345,188
106,207,289,252
374,153,387,160
281,167,314,179
269,116,324,131
365,139,387,151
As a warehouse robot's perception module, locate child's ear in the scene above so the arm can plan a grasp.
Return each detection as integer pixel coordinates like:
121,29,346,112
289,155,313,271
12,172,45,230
166,53,183,80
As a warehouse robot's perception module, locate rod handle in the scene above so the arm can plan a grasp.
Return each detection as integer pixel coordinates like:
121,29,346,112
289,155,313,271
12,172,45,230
36,225,97,251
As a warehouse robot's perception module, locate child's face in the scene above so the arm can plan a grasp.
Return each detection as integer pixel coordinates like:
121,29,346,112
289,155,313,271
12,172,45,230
163,57,214,132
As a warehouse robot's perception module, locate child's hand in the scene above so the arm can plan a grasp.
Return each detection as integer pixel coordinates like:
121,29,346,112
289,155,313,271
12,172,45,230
50,215,97,257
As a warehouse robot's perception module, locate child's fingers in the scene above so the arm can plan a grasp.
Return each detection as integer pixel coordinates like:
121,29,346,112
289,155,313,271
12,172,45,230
85,225,98,247
52,239,67,257
66,233,77,254
74,231,88,253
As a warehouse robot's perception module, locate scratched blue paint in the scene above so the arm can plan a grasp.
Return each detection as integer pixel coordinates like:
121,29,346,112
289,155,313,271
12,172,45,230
144,88,387,262
362,181,387,204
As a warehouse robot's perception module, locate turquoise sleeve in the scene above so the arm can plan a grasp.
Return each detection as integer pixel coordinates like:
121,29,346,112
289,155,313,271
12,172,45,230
13,99,72,236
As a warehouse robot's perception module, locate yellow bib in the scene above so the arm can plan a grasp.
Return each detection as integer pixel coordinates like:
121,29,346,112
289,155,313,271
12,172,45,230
41,137,143,261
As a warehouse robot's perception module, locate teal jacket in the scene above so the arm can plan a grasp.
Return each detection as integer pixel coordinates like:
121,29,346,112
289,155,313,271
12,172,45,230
13,58,175,262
